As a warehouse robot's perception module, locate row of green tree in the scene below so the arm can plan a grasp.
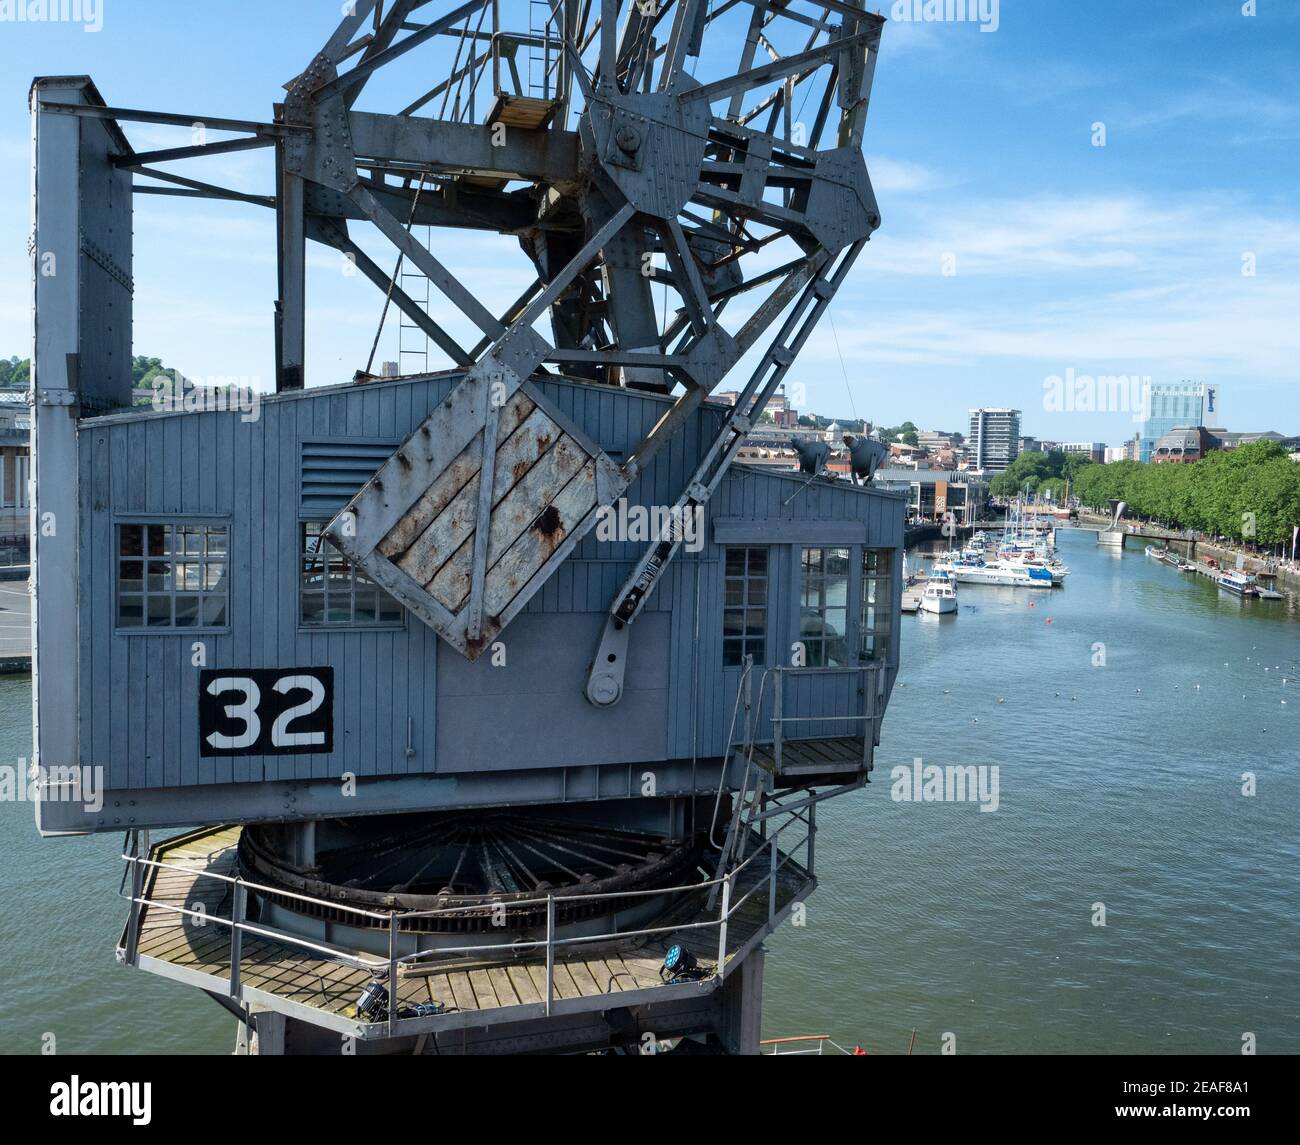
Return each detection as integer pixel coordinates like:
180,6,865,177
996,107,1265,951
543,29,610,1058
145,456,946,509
988,449,1093,500
1,355,173,394
1071,441,1300,546
993,443,1300,547
0,356,29,388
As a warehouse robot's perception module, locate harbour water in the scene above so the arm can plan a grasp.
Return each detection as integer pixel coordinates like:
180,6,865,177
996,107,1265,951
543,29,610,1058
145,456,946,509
1,529,1296,1053
764,529,1300,1053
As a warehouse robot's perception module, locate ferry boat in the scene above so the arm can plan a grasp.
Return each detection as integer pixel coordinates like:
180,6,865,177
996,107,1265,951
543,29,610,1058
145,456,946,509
920,571,958,614
1217,571,1257,596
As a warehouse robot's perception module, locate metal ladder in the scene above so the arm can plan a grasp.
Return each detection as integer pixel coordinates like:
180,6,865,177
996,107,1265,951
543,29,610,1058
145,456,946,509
395,200,434,375
528,0,560,100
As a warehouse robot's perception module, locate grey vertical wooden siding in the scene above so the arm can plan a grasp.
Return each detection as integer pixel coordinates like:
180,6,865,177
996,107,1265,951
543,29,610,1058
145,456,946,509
76,375,903,797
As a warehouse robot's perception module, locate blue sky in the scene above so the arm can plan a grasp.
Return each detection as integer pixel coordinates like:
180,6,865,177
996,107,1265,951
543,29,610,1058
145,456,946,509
1,0,1297,448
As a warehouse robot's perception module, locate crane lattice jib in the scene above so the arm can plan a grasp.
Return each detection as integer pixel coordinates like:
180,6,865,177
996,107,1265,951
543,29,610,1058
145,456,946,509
212,2,885,695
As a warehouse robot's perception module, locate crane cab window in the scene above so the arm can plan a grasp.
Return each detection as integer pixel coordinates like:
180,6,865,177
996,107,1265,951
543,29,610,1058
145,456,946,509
117,523,229,629
799,547,850,667
300,522,403,627
861,549,893,661
723,546,768,666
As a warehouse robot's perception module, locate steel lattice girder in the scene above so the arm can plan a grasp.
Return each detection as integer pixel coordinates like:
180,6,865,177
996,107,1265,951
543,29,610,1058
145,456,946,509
298,2,885,665
65,1,885,669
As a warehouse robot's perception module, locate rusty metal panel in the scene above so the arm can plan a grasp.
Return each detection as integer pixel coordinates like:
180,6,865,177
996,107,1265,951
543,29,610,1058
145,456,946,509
329,382,625,659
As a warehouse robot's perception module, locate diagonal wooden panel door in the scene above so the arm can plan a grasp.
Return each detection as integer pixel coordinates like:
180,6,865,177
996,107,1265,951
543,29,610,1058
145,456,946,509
325,381,626,659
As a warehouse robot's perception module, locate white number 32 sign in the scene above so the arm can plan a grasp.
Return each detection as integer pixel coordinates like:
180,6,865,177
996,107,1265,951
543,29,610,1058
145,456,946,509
199,667,334,756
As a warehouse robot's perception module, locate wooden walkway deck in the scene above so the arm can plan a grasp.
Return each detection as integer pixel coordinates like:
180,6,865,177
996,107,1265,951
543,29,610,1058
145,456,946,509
747,736,870,779
128,825,812,1039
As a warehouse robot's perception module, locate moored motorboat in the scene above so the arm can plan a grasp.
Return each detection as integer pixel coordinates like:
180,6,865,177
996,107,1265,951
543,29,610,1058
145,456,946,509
1217,570,1257,596
920,571,958,614
933,558,1058,587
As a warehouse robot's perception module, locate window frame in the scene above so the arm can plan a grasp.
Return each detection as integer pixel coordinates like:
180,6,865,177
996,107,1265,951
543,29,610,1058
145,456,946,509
298,519,406,631
859,547,894,663
797,545,853,668
114,517,231,635
722,545,769,668
794,544,897,670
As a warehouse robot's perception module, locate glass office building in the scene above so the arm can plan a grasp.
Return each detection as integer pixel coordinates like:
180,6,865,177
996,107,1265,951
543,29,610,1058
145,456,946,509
1140,382,1216,462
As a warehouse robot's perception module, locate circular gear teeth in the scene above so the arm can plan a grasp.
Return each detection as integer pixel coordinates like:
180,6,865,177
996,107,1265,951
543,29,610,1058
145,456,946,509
239,813,706,947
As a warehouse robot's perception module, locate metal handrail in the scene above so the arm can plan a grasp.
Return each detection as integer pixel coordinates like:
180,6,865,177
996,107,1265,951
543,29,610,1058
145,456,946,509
122,812,801,927
766,663,884,771
118,804,817,1027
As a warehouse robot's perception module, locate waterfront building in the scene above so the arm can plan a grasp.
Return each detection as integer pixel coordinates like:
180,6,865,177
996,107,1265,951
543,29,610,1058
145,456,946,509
874,468,988,525
1151,426,1212,464
1140,381,1216,462
1152,426,1299,463
0,389,30,534
1059,441,1106,464
968,408,1022,472
917,429,961,452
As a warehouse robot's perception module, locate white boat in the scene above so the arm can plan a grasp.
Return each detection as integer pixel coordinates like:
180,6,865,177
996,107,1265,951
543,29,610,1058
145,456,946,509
996,551,1071,581
933,558,1058,587
920,572,958,614
1217,571,1257,596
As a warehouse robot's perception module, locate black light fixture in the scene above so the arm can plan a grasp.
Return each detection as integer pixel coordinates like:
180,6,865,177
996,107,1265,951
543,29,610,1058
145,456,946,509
357,979,389,1022
661,943,699,982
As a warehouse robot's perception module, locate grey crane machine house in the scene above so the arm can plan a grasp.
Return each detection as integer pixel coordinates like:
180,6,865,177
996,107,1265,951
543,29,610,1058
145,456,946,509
29,0,901,1055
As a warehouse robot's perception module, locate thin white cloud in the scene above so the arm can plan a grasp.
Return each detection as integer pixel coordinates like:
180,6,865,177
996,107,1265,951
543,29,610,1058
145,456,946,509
869,156,952,194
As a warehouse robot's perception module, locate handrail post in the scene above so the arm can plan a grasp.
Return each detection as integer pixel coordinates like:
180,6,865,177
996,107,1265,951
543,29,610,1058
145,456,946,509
387,911,398,1038
808,800,817,876
545,894,555,1015
491,0,501,96
229,880,246,999
740,653,753,750
716,873,731,969
123,844,145,968
768,834,778,925
772,669,783,774
863,666,874,769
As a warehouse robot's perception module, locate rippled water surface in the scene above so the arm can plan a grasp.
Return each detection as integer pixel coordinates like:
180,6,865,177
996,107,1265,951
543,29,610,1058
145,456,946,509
762,530,1300,1054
